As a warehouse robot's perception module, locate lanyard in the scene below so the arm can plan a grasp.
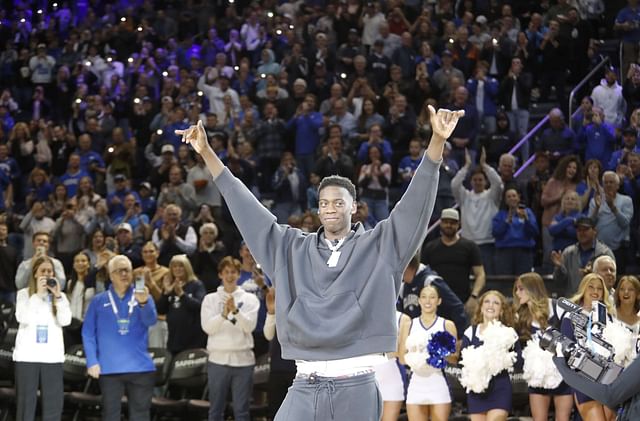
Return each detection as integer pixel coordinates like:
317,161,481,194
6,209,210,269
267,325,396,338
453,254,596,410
107,289,136,320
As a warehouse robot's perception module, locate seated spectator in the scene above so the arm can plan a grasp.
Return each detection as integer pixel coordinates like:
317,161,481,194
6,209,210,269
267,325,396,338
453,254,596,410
356,123,393,164
591,66,625,127
152,204,197,266
574,106,615,167
452,150,503,274
607,126,640,171
588,171,634,274
19,201,55,259
552,216,614,295
158,254,206,354
549,191,583,253
201,256,259,421
492,188,539,276
52,200,85,275
15,232,66,290
191,222,226,293
358,145,391,225
14,255,70,421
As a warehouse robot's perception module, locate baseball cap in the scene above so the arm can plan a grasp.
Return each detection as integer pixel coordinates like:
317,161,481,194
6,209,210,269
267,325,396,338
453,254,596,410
622,126,637,136
114,174,127,182
117,222,132,233
575,216,595,228
161,96,173,104
161,144,175,154
139,182,152,191
440,208,459,221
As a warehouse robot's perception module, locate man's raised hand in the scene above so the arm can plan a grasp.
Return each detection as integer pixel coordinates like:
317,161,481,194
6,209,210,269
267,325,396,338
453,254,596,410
428,105,465,141
176,120,209,155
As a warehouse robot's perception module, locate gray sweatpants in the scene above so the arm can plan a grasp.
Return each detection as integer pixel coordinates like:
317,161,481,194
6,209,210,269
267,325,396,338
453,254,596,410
274,372,382,421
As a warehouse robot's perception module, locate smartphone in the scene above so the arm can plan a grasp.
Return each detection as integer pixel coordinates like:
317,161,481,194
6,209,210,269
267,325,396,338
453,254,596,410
134,275,145,293
35,246,46,255
592,301,607,325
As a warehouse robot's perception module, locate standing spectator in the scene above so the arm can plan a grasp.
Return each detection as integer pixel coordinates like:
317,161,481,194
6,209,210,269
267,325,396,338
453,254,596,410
271,153,307,224
446,87,480,166
52,200,86,275
201,256,259,421
492,188,539,276
575,107,615,167
467,62,500,135
591,67,625,127
19,201,55,259
608,127,640,171
59,154,89,199
536,109,576,164
285,96,323,178
361,2,386,50
15,232,66,291
358,145,391,224
29,44,56,89
551,216,614,295
152,204,197,266
483,111,517,167
82,255,157,421
452,150,504,274
538,20,569,103
13,256,71,421
422,208,486,313
549,191,583,253
157,255,206,354
451,26,480,79
114,223,143,269
106,174,139,221
157,164,197,219
313,135,355,181
398,138,424,193
623,64,640,115
498,57,532,151
391,32,417,79
614,0,640,80
191,222,226,293
385,94,417,155
64,251,96,347
356,124,393,164
614,275,640,327
0,222,18,303
589,171,634,274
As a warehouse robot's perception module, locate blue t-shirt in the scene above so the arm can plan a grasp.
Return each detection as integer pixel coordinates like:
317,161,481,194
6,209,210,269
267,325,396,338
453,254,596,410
616,7,640,43
59,169,90,198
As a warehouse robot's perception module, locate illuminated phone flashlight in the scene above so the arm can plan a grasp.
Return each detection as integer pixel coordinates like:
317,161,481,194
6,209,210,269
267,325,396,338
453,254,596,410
267,11,274,18
120,17,126,22
492,38,498,46
137,26,143,32
108,147,115,153
85,60,92,66
162,71,168,77
260,73,266,79
53,2,58,7
340,73,347,79
20,18,26,23
197,91,204,97
75,98,82,104
156,129,163,135
234,65,239,71
229,0,235,3
133,98,141,104
276,29,282,35
448,38,454,44
127,57,134,63
289,24,295,30
37,9,43,14
107,57,113,63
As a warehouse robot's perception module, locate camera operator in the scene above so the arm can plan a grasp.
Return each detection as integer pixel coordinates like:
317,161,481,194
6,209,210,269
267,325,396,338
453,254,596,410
559,273,616,421
13,255,71,421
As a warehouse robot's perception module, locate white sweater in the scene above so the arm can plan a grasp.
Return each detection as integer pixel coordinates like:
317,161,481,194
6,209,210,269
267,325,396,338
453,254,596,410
452,165,503,245
13,288,72,363
201,286,260,367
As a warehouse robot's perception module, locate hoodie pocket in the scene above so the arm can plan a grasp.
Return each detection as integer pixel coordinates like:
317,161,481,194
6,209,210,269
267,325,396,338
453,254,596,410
286,291,364,349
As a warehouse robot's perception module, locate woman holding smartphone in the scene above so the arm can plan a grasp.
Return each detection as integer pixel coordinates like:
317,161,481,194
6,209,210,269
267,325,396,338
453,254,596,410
13,255,72,421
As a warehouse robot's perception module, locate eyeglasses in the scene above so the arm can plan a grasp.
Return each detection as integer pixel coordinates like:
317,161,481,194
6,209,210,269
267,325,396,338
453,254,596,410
111,267,131,275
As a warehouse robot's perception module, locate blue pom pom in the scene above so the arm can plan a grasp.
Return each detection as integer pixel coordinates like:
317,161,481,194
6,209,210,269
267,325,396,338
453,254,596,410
426,331,457,369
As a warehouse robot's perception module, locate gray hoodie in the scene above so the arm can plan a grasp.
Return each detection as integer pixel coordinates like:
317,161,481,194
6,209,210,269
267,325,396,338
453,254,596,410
214,155,440,360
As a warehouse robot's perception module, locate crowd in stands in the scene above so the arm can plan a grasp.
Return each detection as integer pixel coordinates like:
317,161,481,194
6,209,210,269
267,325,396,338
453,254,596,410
2,0,640,419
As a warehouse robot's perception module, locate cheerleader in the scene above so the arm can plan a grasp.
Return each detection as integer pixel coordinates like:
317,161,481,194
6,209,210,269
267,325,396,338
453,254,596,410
561,273,616,421
513,272,573,421
398,285,458,421
461,290,518,421
614,275,640,328
374,310,411,421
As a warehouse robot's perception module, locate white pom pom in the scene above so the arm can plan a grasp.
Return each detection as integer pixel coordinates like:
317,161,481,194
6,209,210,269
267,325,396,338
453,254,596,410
603,320,638,367
522,338,563,389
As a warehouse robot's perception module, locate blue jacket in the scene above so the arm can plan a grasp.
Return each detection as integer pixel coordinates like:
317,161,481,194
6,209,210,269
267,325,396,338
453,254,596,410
82,285,157,375
492,208,538,249
466,77,499,117
608,146,640,171
575,123,615,167
548,211,582,252
357,140,393,164
286,112,323,156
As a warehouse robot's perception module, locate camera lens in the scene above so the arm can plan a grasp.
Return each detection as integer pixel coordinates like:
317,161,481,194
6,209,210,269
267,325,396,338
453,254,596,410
46,278,57,288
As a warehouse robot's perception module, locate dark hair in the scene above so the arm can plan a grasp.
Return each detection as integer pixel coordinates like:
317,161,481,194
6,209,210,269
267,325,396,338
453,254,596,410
318,175,357,200
552,154,583,182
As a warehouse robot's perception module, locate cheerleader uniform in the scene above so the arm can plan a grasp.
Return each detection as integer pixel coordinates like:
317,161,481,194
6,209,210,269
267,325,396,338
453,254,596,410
527,299,572,395
462,325,518,413
374,311,408,401
405,316,451,405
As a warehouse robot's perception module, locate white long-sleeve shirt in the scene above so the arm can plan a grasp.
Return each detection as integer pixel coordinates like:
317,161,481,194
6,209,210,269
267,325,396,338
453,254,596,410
201,286,259,367
13,288,71,363
452,164,503,245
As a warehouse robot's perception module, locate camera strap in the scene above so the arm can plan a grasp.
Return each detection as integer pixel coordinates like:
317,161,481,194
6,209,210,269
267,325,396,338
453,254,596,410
587,313,595,353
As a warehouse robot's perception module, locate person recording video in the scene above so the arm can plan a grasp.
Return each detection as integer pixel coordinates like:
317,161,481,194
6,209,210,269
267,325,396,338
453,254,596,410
13,255,71,421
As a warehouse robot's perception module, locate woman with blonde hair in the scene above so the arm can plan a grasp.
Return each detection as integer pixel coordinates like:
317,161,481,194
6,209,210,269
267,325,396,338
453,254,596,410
615,275,640,327
25,167,53,210
562,273,615,421
157,254,206,354
513,273,573,421
548,191,582,253
13,255,71,420
8,121,35,175
460,290,519,421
